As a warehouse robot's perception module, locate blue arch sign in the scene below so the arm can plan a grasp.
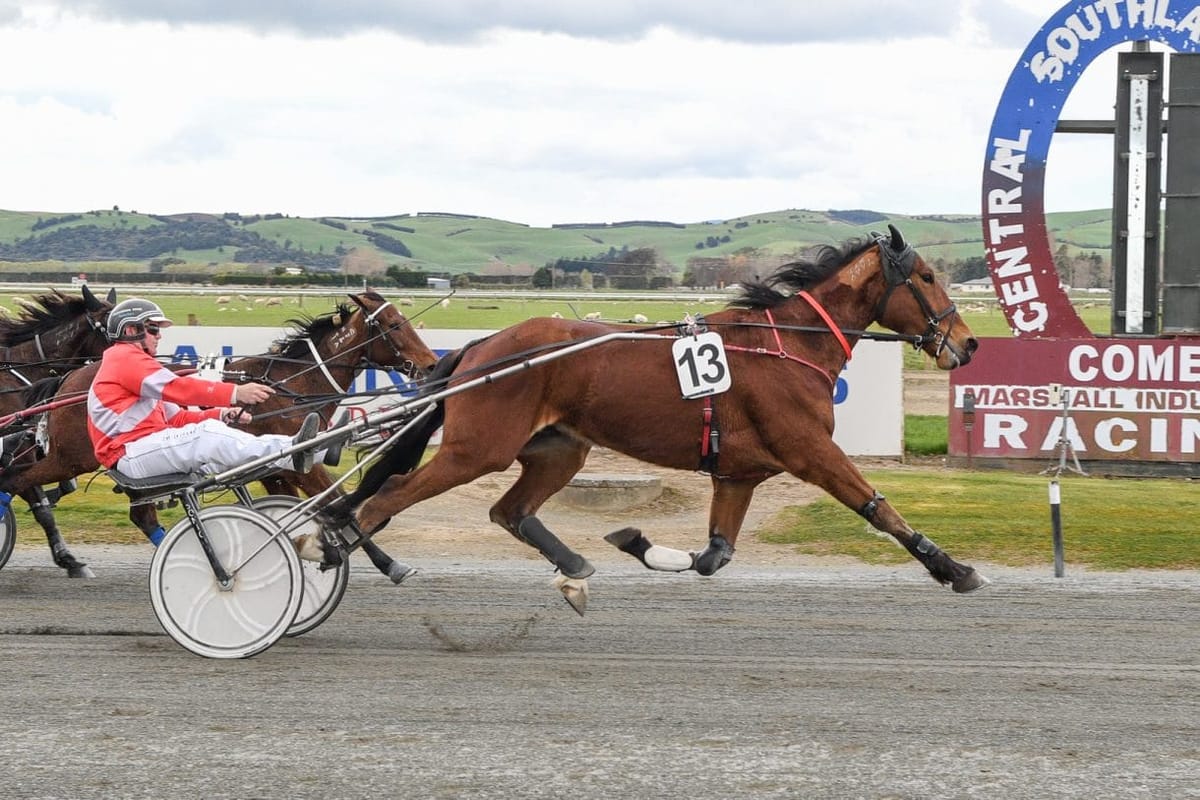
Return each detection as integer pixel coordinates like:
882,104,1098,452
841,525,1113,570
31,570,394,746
982,1,1200,338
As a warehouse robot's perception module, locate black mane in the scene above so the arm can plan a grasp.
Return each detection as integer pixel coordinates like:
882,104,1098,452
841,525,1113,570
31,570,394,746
273,302,356,358
729,236,877,310
0,291,93,346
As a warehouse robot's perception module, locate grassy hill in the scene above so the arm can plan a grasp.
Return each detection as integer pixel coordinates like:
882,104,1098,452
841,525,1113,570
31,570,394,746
0,206,1114,278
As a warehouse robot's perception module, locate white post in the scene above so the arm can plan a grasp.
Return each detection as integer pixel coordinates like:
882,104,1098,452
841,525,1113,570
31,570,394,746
1124,73,1149,333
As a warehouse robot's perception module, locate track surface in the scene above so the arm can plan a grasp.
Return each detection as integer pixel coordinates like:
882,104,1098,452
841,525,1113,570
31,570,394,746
1,544,1197,799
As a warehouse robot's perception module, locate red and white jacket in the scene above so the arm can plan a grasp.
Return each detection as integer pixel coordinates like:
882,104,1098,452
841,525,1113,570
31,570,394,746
88,342,237,468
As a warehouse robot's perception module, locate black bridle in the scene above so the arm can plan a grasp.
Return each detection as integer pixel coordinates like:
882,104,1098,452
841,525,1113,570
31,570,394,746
363,300,424,380
871,225,958,355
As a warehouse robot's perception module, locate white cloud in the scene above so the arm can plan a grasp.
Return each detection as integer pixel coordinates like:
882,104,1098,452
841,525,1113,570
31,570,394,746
0,2,1137,226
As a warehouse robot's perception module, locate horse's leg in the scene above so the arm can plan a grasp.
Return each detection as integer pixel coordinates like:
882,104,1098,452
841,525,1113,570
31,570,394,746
487,432,594,613
322,439,515,567
285,467,417,584
258,474,298,497
24,488,95,578
605,477,762,576
129,503,166,547
788,443,988,593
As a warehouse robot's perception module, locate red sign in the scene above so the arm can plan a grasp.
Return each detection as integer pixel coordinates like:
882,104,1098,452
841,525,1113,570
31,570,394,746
950,338,1200,464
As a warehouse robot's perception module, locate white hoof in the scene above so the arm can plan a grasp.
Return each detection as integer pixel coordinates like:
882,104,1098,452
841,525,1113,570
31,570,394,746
554,575,589,616
389,562,418,585
292,533,325,563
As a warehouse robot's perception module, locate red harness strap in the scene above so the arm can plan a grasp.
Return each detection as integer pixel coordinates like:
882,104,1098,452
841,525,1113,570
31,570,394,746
722,308,840,390
694,297,849,473
797,290,853,361
699,395,719,473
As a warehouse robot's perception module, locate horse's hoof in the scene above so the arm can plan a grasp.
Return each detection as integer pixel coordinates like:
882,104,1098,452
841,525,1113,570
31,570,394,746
603,527,642,549
554,575,589,616
68,565,96,579
293,533,326,563
953,570,991,593
388,562,418,585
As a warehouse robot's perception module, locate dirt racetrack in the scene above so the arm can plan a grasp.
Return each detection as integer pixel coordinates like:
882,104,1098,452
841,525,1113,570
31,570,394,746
3,418,1199,799
1,371,1197,798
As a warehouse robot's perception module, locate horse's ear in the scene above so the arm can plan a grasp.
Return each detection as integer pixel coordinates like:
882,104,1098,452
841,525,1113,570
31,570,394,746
81,284,102,311
348,293,367,312
106,287,117,304
888,224,905,251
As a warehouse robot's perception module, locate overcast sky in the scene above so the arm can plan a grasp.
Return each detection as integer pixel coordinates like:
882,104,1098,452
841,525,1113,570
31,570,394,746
0,1,1132,227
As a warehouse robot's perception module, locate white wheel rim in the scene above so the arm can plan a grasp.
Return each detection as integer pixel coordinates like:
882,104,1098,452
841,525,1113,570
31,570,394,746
251,496,348,636
149,505,302,659
0,505,15,569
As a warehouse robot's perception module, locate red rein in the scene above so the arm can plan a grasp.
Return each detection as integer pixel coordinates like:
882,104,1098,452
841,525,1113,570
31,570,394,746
722,299,851,392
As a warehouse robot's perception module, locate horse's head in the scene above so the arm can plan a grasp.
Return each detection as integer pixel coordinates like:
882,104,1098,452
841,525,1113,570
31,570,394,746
871,225,977,369
78,285,118,357
349,291,438,379
0,285,116,366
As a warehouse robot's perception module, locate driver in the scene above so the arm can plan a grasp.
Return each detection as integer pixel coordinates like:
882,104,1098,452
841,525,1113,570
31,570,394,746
87,298,324,506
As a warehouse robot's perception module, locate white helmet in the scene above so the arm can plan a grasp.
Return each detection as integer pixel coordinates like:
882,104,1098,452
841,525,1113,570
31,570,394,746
106,298,172,342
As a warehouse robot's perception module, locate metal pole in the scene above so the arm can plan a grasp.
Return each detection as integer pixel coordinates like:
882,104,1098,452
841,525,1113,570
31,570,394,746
1049,479,1065,578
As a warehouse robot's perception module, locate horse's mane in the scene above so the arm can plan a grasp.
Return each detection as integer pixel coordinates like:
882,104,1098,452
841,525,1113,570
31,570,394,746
728,236,877,310
272,302,357,358
0,291,93,345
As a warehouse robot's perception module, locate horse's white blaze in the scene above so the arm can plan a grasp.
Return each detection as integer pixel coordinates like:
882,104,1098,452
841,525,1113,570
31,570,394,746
644,545,693,572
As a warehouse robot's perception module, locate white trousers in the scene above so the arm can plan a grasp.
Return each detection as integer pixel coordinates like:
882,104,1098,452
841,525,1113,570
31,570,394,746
115,418,302,479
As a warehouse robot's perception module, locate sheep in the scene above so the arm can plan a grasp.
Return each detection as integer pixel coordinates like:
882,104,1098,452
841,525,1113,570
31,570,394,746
215,295,231,305
584,311,602,321
632,313,648,323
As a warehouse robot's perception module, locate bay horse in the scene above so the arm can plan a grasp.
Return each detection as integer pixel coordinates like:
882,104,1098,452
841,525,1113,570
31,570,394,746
0,285,116,578
316,226,986,612
2,291,437,581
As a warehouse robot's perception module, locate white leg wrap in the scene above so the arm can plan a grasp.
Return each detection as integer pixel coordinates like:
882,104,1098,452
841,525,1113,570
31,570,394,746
644,545,694,572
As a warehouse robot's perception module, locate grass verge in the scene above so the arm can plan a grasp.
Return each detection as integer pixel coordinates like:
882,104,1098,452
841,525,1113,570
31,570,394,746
757,468,1200,571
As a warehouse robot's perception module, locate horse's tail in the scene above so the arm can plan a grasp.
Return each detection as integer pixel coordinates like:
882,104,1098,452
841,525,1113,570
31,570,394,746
345,347,467,505
22,375,66,407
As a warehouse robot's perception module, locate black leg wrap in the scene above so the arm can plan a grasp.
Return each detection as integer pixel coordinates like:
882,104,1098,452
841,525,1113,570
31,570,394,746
316,495,355,532
858,491,886,521
905,531,947,581
518,516,595,579
692,535,734,576
603,527,650,560
908,532,941,559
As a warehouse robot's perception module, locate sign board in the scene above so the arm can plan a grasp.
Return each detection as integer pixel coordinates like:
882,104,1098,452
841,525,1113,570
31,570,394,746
157,326,904,457
982,0,1200,338
949,337,1200,470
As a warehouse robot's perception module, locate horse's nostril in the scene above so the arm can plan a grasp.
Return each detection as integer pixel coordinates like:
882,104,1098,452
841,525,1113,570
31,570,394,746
966,337,979,354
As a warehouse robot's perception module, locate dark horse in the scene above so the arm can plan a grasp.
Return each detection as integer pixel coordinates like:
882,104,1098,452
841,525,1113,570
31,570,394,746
318,226,986,611
0,285,115,577
3,291,437,580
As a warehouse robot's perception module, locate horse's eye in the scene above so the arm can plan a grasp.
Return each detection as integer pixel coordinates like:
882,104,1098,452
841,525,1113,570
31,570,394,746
920,272,935,285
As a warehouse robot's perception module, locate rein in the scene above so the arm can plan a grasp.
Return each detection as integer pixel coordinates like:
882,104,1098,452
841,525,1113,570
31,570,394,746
721,309,838,390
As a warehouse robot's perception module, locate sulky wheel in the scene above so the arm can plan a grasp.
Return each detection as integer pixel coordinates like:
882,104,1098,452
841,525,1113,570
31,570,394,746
252,495,349,637
0,504,14,571
149,504,303,659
